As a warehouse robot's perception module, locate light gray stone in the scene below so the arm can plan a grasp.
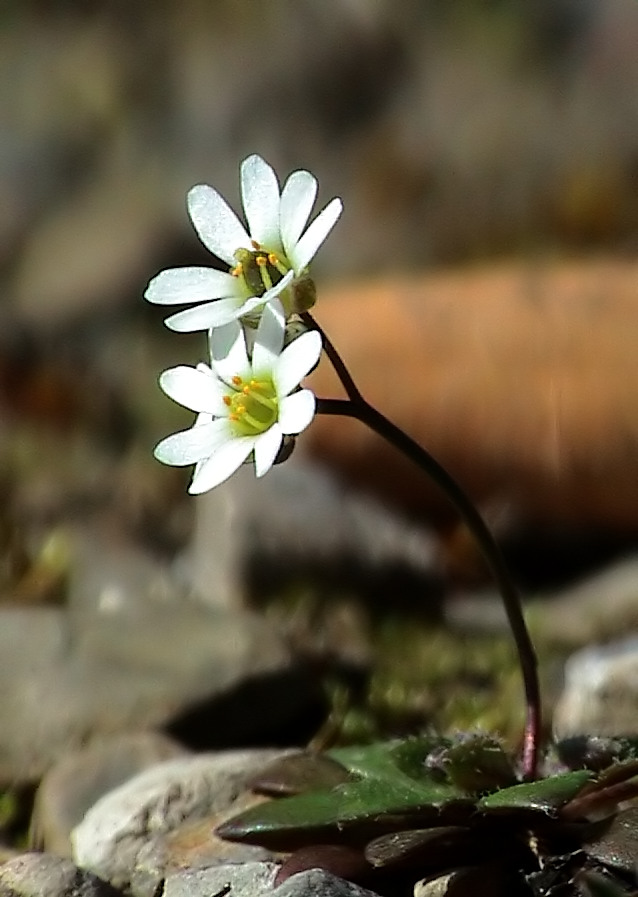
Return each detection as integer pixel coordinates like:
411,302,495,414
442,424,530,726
164,862,278,897
0,526,313,784
72,750,291,894
554,637,638,737
273,869,382,897
0,853,120,897
163,865,383,897
191,459,441,608
447,555,638,648
32,733,188,856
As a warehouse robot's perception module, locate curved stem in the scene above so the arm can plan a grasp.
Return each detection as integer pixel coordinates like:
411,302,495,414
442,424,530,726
301,312,362,403
305,311,541,779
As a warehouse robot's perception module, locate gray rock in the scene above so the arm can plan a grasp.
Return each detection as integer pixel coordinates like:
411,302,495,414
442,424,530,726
0,853,120,897
32,733,188,856
163,865,383,897
0,527,313,784
273,869,382,897
72,749,291,895
553,637,638,737
532,556,638,648
131,811,276,897
164,862,278,897
191,459,441,608
447,555,638,648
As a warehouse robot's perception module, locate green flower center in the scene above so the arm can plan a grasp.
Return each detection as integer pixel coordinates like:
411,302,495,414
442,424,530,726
230,241,317,318
232,243,289,298
224,374,278,437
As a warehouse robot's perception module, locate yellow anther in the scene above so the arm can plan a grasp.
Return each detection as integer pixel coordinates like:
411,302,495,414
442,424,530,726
256,255,267,266
237,404,246,415
232,375,242,386
268,253,279,266
230,263,242,277
229,413,239,422
223,396,232,406
242,385,251,395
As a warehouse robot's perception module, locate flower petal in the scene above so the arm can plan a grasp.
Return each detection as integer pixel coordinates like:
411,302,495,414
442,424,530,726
164,297,246,332
210,320,251,385
280,170,317,258
188,437,255,493
254,424,283,477
288,197,343,272
240,155,283,253
187,184,251,266
273,329,322,397
252,299,285,372
278,390,316,435
154,419,230,466
158,365,227,415
144,267,242,305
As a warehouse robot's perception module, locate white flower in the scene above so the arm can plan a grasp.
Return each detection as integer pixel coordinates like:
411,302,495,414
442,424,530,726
154,300,322,492
144,154,342,332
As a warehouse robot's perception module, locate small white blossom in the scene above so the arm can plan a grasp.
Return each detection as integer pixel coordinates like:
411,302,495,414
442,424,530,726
154,300,322,492
145,154,342,332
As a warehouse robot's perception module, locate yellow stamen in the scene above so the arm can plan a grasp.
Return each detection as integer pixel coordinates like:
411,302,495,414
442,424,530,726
230,263,242,277
223,396,232,406
256,255,267,266
232,375,242,386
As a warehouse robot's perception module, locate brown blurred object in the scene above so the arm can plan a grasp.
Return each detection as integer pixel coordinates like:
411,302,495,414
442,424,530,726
306,256,638,533
0,330,132,444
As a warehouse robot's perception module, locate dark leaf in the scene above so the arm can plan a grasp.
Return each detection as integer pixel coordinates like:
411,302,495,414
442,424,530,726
557,737,638,773
576,869,636,897
365,825,471,868
562,761,638,821
584,809,638,877
247,751,350,796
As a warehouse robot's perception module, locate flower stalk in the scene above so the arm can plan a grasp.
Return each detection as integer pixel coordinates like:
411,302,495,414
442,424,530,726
303,312,541,780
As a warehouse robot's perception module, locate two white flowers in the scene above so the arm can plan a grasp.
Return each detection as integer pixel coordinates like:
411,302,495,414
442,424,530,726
146,154,342,491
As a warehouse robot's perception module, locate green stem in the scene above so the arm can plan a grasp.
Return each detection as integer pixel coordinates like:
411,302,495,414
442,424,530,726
303,313,541,779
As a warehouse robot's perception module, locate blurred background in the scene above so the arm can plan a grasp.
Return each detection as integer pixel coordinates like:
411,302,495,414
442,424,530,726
0,0,638,804
2,0,638,608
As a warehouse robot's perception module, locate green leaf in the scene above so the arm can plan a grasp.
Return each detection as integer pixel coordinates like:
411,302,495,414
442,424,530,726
426,733,517,793
327,735,453,783
478,770,593,814
217,775,472,849
217,736,472,850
